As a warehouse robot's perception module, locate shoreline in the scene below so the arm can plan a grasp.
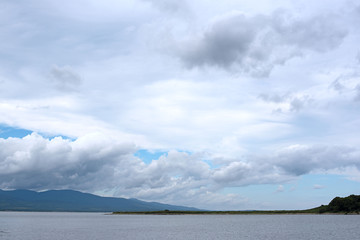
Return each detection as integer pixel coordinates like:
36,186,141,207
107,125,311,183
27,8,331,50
112,210,360,215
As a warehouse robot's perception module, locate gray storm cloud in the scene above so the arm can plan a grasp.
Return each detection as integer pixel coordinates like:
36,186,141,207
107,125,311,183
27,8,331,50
178,10,347,76
180,13,259,69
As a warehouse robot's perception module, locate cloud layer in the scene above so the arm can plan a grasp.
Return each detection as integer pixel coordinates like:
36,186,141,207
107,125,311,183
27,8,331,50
0,0,360,209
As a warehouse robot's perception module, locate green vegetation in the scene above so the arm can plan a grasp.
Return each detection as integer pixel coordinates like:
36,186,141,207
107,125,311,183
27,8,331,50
113,210,311,215
113,209,324,215
113,194,360,215
317,194,360,214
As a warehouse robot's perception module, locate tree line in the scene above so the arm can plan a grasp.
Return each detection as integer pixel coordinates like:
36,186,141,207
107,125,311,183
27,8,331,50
317,194,360,213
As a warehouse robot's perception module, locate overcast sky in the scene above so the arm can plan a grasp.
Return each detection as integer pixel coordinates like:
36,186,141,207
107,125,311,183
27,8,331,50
0,0,360,210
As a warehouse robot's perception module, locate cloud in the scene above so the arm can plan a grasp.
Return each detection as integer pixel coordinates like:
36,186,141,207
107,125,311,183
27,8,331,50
355,84,360,101
177,10,347,76
331,79,345,93
276,185,284,192
258,93,289,103
179,12,261,70
290,97,312,112
208,144,360,188
258,91,312,113
49,65,82,92
0,133,360,209
313,184,325,189
328,70,360,103
212,161,253,184
142,0,190,14
0,133,211,202
275,145,360,176
0,133,137,191
271,11,347,53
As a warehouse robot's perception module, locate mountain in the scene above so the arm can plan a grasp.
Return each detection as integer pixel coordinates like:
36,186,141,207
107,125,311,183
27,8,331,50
0,189,200,212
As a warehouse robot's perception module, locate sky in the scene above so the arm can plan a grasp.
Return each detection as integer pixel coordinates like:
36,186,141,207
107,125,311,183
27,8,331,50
0,0,360,210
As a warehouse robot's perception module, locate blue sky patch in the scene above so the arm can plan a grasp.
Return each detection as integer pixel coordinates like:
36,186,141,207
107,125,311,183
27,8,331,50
134,149,168,164
0,125,33,139
0,125,73,141
222,174,359,210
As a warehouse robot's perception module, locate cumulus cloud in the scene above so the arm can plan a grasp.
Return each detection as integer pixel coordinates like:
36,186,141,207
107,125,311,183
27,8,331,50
208,144,360,189
0,133,360,208
0,133,137,191
275,145,360,176
178,10,347,76
0,134,210,199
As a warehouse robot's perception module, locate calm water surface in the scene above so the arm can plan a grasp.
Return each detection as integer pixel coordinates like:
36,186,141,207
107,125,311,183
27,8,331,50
1,212,359,240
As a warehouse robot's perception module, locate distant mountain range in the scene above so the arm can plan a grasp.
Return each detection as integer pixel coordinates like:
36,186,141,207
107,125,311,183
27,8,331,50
0,189,200,212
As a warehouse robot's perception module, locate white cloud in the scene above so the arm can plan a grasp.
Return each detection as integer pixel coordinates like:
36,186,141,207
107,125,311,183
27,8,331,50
1,133,359,209
0,133,137,191
313,184,325,189
276,185,285,192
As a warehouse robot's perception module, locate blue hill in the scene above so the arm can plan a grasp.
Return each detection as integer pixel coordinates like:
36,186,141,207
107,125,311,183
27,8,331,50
0,189,200,212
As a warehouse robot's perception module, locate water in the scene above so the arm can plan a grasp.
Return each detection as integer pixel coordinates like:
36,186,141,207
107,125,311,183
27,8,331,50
1,212,359,240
